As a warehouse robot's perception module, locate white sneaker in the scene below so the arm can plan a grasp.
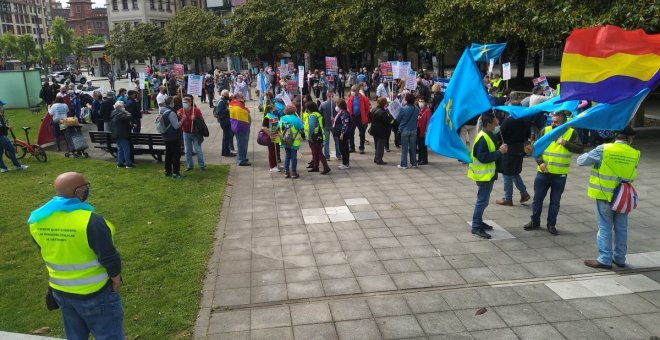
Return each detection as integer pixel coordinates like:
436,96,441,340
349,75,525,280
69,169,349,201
397,165,407,169
270,167,280,172
338,164,349,170
411,165,418,169
0,168,8,173
16,165,28,170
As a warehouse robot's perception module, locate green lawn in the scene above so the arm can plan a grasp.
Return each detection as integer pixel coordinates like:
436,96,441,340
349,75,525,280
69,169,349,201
0,109,229,338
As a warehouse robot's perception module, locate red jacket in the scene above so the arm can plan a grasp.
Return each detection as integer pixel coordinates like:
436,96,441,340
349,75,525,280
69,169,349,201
417,106,432,137
177,106,204,133
347,94,371,125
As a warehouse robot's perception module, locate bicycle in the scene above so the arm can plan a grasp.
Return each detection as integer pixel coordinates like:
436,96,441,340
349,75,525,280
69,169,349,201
4,124,47,162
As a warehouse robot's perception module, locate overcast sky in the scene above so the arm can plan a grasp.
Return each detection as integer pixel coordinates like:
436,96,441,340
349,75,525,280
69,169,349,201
58,0,107,8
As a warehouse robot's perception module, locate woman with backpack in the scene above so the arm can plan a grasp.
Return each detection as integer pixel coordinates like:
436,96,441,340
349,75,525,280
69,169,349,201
262,103,280,172
278,105,304,178
304,101,331,175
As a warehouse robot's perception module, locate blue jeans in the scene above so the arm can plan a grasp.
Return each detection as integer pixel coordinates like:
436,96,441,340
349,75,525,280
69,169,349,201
400,129,417,167
596,199,628,265
472,180,494,232
284,147,298,173
235,131,249,164
116,138,132,167
323,127,332,159
53,285,125,340
503,174,528,201
183,132,205,169
531,172,567,226
0,135,21,169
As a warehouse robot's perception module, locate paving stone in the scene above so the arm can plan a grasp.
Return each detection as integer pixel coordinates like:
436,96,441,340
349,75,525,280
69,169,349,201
329,299,372,321
250,327,294,340
293,323,339,340
208,331,249,340
251,284,288,303
366,296,411,317
405,245,439,258
251,270,285,287
605,293,659,314
290,302,332,325
494,304,546,327
309,232,339,243
363,227,395,238
470,327,519,340
335,319,382,340
287,281,325,299
285,267,320,283
489,264,535,281
208,310,250,334
591,316,651,340
375,247,411,260
218,260,251,275
281,234,310,245
544,281,598,300
506,249,546,263
578,277,634,296
629,312,660,335
566,297,623,319
530,301,585,322
315,252,349,266
475,251,516,266
614,274,660,292
339,239,373,251
416,311,467,335
553,320,612,340
216,273,251,289
282,243,313,256
512,284,561,303
441,289,488,310
356,274,397,292
250,306,291,329
638,290,660,308
283,254,317,268
512,324,566,340
454,308,507,331
214,288,250,307
323,277,361,295
390,271,432,289
397,235,431,247
345,250,379,263
405,291,451,313
252,257,284,272
425,269,467,286
457,267,499,283
353,211,380,220
476,287,525,307
312,241,343,253
318,264,354,279
369,237,402,248
375,315,425,339
446,254,485,269
383,259,421,273
350,261,388,277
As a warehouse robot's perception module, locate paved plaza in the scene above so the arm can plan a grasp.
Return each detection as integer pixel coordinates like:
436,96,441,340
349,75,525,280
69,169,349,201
171,96,660,340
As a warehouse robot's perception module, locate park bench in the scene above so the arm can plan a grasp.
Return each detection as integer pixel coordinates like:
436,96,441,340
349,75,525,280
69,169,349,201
89,131,179,162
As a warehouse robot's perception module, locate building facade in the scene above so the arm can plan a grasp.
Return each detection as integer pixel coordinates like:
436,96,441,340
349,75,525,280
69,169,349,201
67,0,109,38
0,0,51,43
105,0,204,28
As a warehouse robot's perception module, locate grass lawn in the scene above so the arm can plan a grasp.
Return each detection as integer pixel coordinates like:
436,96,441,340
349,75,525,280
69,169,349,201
0,108,229,338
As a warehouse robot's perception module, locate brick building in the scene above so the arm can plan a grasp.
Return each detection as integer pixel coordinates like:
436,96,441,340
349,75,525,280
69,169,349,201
67,0,109,38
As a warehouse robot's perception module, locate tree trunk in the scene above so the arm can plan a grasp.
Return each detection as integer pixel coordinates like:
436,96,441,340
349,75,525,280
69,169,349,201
533,53,541,78
400,41,408,61
516,41,526,80
438,53,445,77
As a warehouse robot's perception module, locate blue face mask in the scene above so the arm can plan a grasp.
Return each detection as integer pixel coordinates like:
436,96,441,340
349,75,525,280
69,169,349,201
494,126,501,135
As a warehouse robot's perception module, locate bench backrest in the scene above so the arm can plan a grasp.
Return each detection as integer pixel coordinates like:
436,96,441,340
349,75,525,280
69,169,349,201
89,131,166,146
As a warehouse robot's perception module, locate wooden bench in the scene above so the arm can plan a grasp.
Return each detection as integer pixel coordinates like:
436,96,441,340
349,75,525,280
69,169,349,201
89,131,176,162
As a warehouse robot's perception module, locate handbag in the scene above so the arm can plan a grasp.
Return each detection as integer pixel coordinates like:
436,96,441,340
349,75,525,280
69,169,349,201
611,181,638,214
257,130,271,146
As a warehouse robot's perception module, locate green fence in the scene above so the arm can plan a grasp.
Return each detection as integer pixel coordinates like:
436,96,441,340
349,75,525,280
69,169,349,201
0,69,42,108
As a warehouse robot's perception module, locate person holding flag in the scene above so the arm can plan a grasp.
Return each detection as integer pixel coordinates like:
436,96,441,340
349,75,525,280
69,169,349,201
468,113,508,239
523,111,583,235
577,126,640,270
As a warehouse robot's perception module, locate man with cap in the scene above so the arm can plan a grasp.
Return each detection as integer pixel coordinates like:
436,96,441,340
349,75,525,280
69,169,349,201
577,126,640,270
100,91,116,132
28,172,123,339
0,99,28,172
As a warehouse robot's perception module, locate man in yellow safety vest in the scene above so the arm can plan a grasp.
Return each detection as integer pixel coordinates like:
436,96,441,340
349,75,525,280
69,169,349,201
468,113,508,239
577,126,639,270
29,172,124,339
523,111,584,235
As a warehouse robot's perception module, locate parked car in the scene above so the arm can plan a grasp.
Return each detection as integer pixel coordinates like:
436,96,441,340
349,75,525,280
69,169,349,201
49,70,87,84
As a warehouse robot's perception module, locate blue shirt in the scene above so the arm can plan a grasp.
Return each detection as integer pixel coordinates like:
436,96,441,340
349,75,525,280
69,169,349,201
396,105,419,132
352,97,360,116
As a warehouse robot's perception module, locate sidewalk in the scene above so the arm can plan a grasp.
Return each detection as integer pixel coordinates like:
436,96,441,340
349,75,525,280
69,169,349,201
190,98,660,339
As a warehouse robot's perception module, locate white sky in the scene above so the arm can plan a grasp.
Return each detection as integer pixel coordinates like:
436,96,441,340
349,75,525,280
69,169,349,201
58,0,107,8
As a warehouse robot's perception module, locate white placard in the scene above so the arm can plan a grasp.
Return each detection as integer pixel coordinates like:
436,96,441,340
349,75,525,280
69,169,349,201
298,66,304,88
388,99,402,119
280,64,289,77
488,59,495,74
502,62,511,80
391,61,399,80
281,90,292,107
186,74,204,96
397,61,411,80
405,69,417,91
139,72,145,90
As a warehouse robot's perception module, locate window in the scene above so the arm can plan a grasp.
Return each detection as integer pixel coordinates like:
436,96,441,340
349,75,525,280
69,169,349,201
76,5,81,13
132,0,138,9
191,0,196,6
158,0,163,10
122,0,128,10
165,0,171,11
112,0,118,10
180,0,185,7
150,0,155,9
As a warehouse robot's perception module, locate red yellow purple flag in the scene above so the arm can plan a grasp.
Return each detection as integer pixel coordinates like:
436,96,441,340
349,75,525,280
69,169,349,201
559,25,660,104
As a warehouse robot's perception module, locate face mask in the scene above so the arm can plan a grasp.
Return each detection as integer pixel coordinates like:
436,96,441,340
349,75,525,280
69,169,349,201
80,186,90,202
351,91,356,96
335,106,340,112
494,126,501,135
183,103,190,110
419,103,426,108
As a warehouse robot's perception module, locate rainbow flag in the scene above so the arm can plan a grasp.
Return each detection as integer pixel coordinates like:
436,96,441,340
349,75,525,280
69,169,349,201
229,99,250,134
559,25,660,104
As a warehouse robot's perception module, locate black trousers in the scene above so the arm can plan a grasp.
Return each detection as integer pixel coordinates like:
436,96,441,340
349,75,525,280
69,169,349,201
417,134,428,163
165,138,181,175
374,137,386,162
339,136,350,165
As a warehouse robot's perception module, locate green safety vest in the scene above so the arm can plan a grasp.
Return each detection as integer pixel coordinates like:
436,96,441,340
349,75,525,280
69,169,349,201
266,112,281,143
587,143,639,202
280,118,302,148
490,79,503,97
467,130,496,182
556,84,561,95
538,126,574,175
309,111,326,141
30,210,115,295
302,111,310,137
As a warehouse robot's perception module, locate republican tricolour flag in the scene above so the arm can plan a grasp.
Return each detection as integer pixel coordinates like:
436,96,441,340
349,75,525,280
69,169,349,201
559,25,660,104
426,48,492,163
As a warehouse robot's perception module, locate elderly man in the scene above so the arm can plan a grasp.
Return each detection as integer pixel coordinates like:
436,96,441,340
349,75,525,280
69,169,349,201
229,92,251,166
28,172,123,339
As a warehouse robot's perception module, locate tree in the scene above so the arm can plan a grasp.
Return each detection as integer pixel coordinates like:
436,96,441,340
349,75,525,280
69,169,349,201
284,0,338,56
0,33,18,69
72,35,103,68
226,0,289,63
49,17,74,65
135,22,166,65
107,23,145,69
15,35,37,67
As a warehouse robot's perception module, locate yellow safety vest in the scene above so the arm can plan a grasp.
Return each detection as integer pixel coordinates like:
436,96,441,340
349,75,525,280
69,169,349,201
468,130,496,182
587,143,640,202
490,79,503,97
538,126,574,175
30,210,116,295
302,111,310,137
556,84,561,95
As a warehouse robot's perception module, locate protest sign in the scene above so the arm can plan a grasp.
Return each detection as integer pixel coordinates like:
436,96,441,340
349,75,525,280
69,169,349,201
380,62,393,82
281,90,293,107
325,57,338,75
173,63,184,78
391,61,399,79
139,73,145,90
397,61,411,80
287,80,298,94
502,62,511,80
298,66,304,88
388,99,402,119
405,69,417,91
280,64,289,77
488,59,495,74
432,78,450,92
187,74,204,96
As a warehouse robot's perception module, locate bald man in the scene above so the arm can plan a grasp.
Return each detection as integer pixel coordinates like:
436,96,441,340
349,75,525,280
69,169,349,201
28,172,124,340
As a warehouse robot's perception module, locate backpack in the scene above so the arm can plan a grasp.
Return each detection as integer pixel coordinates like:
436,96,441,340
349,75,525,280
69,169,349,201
156,111,171,134
280,123,297,147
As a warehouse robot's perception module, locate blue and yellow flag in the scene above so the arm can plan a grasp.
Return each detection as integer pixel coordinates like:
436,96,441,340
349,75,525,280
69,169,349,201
426,48,492,163
494,96,581,119
470,43,507,62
